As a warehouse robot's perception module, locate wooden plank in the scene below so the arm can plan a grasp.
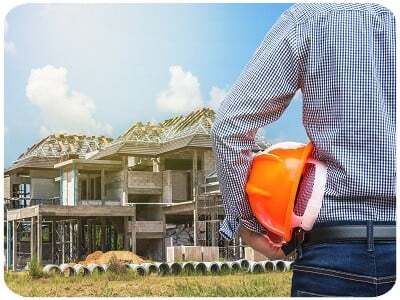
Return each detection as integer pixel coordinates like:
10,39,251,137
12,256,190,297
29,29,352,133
244,246,267,262
166,246,183,262
183,246,202,261
202,246,219,262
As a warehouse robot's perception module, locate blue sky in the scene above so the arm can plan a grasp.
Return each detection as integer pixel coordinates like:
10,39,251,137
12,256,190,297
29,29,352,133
4,3,307,167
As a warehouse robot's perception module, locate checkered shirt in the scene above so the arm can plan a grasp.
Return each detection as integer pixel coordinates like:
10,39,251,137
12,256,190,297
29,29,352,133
211,3,396,240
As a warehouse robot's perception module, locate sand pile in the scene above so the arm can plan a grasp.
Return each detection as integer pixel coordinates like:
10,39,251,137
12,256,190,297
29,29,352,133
78,250,144,265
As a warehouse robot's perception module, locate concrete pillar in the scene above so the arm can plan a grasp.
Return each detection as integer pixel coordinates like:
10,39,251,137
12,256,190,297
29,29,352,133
152,157,160,172
101,218,106,252
161,213,166,261
31,217,37,260
113,226,118,250
77,219,82,259
122,156,129,205
61,221,65,263
101,169,105,205
51,220,56,264
86,174,89,201
12,220,17,271
73,165,78,205
37,216,42,264
69,221,73,259
192,150,198,246
131,216,136,253
211,199,217,246
6,221,10,271
123,217,129,250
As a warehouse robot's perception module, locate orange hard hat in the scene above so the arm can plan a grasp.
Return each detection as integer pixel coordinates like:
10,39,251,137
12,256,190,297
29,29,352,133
246,142,327,246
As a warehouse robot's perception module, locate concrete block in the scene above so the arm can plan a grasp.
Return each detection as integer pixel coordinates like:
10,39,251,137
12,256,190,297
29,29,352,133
244,246,267,261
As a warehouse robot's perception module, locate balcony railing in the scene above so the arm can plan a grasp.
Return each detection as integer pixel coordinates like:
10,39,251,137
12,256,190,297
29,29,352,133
4,197,60,210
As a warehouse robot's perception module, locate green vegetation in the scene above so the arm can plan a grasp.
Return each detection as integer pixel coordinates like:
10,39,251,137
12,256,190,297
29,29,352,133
5,271,292,297
26,256,43,279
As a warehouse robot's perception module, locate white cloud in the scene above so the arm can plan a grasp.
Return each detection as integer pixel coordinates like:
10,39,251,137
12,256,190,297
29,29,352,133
208,86,228,110
26,65,112,137
4,19,16,55
156,65,204,113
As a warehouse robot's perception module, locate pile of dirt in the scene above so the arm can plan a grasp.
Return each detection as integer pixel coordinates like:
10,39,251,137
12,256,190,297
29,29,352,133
78,251,145,265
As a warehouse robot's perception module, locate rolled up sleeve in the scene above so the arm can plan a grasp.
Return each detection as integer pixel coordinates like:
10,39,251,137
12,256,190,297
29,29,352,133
210,10,300,240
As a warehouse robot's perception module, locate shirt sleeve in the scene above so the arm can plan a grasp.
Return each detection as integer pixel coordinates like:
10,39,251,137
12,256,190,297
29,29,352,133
210,10,300,241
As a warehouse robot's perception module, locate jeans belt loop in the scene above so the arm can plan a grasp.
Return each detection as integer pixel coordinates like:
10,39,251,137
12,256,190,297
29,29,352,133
367,221,374,252
295,228,305,259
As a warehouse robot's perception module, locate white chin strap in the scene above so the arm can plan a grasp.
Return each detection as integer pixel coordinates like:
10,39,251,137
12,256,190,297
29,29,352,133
292,158,328,231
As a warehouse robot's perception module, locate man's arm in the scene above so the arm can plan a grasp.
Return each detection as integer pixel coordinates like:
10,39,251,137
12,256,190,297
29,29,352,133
210,10,300,254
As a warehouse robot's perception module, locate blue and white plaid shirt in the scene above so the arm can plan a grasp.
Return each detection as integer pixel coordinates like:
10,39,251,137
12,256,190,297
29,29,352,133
211,3,396,240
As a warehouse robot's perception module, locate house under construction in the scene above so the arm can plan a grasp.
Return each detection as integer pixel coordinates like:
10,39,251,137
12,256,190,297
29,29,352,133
4,108,268,270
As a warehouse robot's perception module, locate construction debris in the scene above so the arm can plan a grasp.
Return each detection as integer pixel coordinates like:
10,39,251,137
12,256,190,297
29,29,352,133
78,251,144,266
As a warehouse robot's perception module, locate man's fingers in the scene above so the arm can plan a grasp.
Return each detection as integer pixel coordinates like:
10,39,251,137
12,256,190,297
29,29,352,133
239,225,286,259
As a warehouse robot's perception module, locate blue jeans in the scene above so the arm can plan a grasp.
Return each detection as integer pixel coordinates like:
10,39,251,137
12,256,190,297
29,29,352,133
291,224,396,297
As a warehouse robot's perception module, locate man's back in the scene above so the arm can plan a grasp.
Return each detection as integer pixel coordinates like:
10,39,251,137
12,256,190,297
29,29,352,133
291,3,396,222
210,3,396,296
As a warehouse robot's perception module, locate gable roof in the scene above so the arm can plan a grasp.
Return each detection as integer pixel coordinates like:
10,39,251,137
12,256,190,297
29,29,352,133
6,133,113,173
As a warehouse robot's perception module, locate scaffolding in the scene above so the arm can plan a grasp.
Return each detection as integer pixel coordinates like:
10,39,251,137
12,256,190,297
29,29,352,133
54,219,78,264
197,171,244,261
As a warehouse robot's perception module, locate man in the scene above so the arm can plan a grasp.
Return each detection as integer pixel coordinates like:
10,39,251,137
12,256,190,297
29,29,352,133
211,3,395,297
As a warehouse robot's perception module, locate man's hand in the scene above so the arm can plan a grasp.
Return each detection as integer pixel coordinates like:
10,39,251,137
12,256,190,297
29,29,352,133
239,225,285,259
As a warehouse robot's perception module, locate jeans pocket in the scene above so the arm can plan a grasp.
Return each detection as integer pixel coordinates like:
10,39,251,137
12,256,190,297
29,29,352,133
292,265,378,297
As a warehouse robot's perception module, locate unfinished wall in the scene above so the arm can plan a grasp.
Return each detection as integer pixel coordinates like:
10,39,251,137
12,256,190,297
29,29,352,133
202,150,215,175
128,194,160,203
62,169,76,206
4,176,11,198
136,239,164,261
162,170,189,203
31,178,58,199
104,171,122,201
128,171,162,190
136,205,163,221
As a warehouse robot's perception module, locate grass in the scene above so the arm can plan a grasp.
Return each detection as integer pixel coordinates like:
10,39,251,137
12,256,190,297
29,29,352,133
5,271,292,297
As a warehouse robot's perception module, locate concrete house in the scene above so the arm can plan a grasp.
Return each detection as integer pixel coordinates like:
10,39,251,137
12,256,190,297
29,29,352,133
4,108,268,270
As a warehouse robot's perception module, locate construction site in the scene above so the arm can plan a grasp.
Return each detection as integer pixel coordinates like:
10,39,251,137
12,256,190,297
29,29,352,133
4,107,272,271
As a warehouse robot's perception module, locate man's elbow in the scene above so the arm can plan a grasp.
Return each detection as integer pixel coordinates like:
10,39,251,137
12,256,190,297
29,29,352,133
210,117,222,144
